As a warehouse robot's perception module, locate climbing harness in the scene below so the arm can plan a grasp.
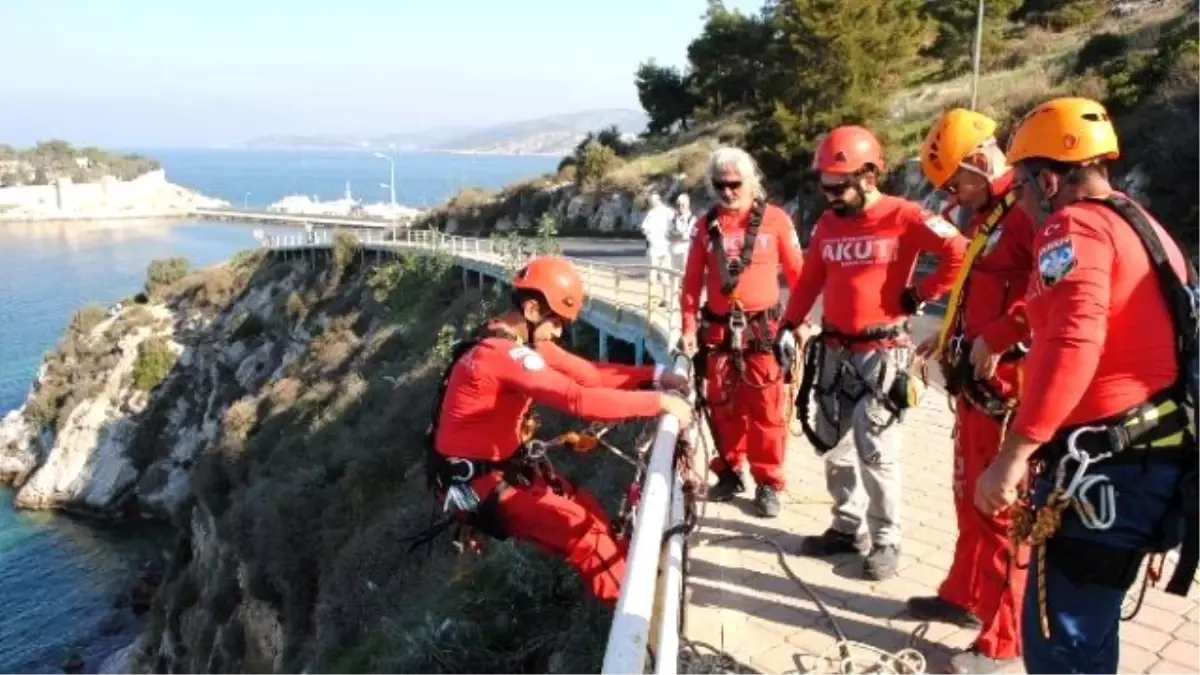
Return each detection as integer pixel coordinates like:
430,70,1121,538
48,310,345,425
1010,394,1194,637
704,198,766,297
1084,193,1200,598
934,190,1018,360
794,323,920,454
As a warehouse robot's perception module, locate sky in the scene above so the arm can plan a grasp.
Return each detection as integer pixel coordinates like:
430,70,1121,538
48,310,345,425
0,0,763,148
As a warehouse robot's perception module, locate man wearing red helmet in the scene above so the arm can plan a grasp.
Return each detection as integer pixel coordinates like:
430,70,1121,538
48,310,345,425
428,256,693,605
679,146,805,518
785,125,967,580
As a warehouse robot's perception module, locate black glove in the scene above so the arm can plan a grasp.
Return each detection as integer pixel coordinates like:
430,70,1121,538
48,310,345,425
900,286,924,315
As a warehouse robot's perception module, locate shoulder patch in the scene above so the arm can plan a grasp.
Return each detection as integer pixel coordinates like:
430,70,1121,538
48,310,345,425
922,212,959,239
1038,237,1077,287
508,346,545,371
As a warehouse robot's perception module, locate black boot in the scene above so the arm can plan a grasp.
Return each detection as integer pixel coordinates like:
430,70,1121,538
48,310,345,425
754,485,781,518
863,543,900,580
706,470,745,502
905,596,982,629
798,527,870,556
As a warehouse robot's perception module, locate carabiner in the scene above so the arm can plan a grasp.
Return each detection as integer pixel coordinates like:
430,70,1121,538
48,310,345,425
1072,474,1117,531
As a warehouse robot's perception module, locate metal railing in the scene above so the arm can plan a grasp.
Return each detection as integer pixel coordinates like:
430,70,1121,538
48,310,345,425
265,226,691,674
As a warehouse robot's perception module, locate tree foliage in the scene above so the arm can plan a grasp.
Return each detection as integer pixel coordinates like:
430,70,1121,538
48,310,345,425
0,139,161,186
1014,0,1106,31
922,0,1021,76
634,60,700,135
686,1,774,115
747,0,928,181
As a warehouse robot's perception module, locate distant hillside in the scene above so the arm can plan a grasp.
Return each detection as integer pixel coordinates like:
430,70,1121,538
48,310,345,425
431,109,649,155
241,109,649,155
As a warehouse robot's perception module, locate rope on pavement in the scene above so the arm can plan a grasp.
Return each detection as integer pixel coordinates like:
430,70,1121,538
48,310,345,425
677,397,929,674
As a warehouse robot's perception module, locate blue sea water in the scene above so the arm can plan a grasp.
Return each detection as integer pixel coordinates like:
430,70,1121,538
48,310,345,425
148,147,561,209
0,150,555,672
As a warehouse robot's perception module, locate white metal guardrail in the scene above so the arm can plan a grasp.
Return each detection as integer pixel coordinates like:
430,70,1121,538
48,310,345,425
266,226,691,674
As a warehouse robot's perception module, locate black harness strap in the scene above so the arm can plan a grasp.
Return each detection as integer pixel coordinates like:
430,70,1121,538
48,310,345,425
1082,194,1199,597
705,198,766,296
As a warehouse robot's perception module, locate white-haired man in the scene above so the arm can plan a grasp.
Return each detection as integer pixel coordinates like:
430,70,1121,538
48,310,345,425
670,193,697,271
680,146,804,517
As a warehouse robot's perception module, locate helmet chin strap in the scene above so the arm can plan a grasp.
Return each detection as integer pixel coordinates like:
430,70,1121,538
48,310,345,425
1021,164,1055,226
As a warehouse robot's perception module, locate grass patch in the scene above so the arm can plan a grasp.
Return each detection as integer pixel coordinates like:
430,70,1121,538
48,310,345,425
132,337,176,391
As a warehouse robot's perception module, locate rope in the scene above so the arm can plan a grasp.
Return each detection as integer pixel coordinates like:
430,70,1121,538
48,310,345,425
673,367,929,674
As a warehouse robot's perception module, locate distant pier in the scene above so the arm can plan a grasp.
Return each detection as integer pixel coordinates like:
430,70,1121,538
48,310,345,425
193,207,416,229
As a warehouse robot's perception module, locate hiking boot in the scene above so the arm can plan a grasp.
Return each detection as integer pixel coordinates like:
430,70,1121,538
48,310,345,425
905,596,982,629
706,470,745,502
754,485,781,518
949,646,1020,674
798,528,869,557
863,543,900,580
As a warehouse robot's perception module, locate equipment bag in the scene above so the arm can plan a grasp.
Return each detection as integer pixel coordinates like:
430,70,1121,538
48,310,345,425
1086,194,1199,597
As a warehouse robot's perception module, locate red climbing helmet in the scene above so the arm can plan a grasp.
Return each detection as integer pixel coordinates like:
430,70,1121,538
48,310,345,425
512,256,584,321
812,125,886,174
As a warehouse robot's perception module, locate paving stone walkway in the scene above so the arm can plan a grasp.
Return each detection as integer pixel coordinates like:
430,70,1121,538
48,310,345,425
682,388,1200,674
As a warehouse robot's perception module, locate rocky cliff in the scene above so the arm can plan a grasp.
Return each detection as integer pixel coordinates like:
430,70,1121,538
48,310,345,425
1,241,645,673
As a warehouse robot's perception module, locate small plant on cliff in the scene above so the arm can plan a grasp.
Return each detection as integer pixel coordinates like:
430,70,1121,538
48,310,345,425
576,140,622,190
332,233,360,276
145,257,191,297
534,211,563,256
68,303,108,336
132,336,176,391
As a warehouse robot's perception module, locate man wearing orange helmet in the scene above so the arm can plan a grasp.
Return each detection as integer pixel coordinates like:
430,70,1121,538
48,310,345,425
679,146,805,518
901,108,1037,673
974,97,1197,674
784,125,967,580
428,256,694,605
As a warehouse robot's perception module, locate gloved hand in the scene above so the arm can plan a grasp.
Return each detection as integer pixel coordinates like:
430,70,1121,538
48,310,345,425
900,286,925,315
774,329,797,382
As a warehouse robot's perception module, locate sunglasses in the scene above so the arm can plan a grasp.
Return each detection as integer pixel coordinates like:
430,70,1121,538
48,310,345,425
819,180,854,195
712,180,742,192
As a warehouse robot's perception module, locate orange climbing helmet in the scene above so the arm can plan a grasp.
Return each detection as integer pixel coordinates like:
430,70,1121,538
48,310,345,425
919,108,998,189
812,125,886,174
512,256,584,321
1006,97,1120,166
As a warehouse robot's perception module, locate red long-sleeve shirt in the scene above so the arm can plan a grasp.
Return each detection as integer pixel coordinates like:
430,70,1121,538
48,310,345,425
958,172,1036,353
435,337,661,461
783,195,968,334
680,202,804,333
1012,193,1189,442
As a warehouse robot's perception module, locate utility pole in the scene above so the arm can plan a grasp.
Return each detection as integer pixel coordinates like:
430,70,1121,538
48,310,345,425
373,152,396,207
970,0,985,111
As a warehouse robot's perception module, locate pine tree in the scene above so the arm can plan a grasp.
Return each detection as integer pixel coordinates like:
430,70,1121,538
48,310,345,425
748,0,929,179
922,0,1021,76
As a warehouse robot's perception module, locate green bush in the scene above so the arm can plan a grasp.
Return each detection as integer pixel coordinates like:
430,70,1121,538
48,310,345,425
332,233,360,275
132,337,176,391
576,140,622,189
145,257,191,296
1015,0,1106,31
1074,32,1130,74
69,303,108,335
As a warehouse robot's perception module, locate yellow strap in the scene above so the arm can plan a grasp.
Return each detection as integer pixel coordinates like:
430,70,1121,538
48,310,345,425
935,191,1019,359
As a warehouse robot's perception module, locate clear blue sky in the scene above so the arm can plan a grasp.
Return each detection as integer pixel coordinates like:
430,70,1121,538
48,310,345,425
1,0,762,148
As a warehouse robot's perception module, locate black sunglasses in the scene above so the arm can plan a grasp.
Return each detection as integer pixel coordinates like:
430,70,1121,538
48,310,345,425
712,180,743,191
819,180,854,195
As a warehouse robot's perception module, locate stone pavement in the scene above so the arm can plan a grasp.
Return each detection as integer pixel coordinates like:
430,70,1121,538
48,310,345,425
681,388,1200,674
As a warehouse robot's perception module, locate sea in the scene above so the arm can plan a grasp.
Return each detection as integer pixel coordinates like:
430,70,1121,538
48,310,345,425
0,149,560,673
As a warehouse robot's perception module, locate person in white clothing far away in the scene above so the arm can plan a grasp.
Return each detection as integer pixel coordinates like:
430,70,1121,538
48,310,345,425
669,193,696,273
640,192,676,306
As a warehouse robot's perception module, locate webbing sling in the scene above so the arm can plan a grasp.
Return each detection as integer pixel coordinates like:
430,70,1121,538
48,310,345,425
935,190,1019,358
705,198,766,296
1083,194,1199,597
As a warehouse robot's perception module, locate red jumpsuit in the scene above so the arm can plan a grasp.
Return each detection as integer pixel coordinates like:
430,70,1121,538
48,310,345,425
783,195,967,338
435,332,662,604
680,202,804,489
935,172,1035,661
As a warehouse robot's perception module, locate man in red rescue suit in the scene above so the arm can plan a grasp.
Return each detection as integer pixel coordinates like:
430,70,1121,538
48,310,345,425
679,146,805,518
975,97,1198,674
783,125,967,580
430,256,693,606
903,108,1036,674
